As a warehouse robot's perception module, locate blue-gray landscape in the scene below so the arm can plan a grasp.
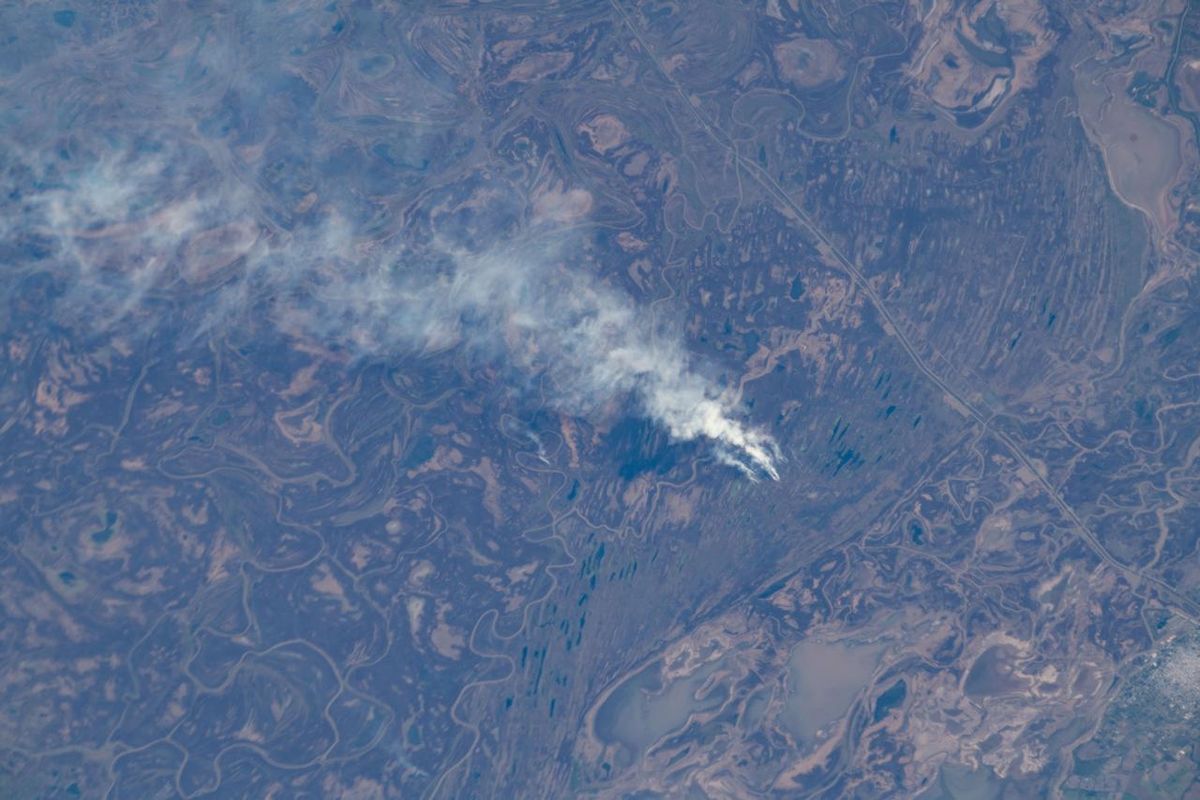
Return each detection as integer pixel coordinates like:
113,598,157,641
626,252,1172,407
3,1,1200,798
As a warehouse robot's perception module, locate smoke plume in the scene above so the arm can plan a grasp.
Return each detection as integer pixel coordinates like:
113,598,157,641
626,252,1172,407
6,146,780,480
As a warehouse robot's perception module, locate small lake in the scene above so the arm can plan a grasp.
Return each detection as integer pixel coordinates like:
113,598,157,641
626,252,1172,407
595,658,727,757
782,639,885,742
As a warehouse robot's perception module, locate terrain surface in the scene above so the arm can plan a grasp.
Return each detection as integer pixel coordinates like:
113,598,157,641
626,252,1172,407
3,1,1200,798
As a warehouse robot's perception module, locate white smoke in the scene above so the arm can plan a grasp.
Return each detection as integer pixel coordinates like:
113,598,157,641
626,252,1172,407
10,153,781,479
399,244,781,479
